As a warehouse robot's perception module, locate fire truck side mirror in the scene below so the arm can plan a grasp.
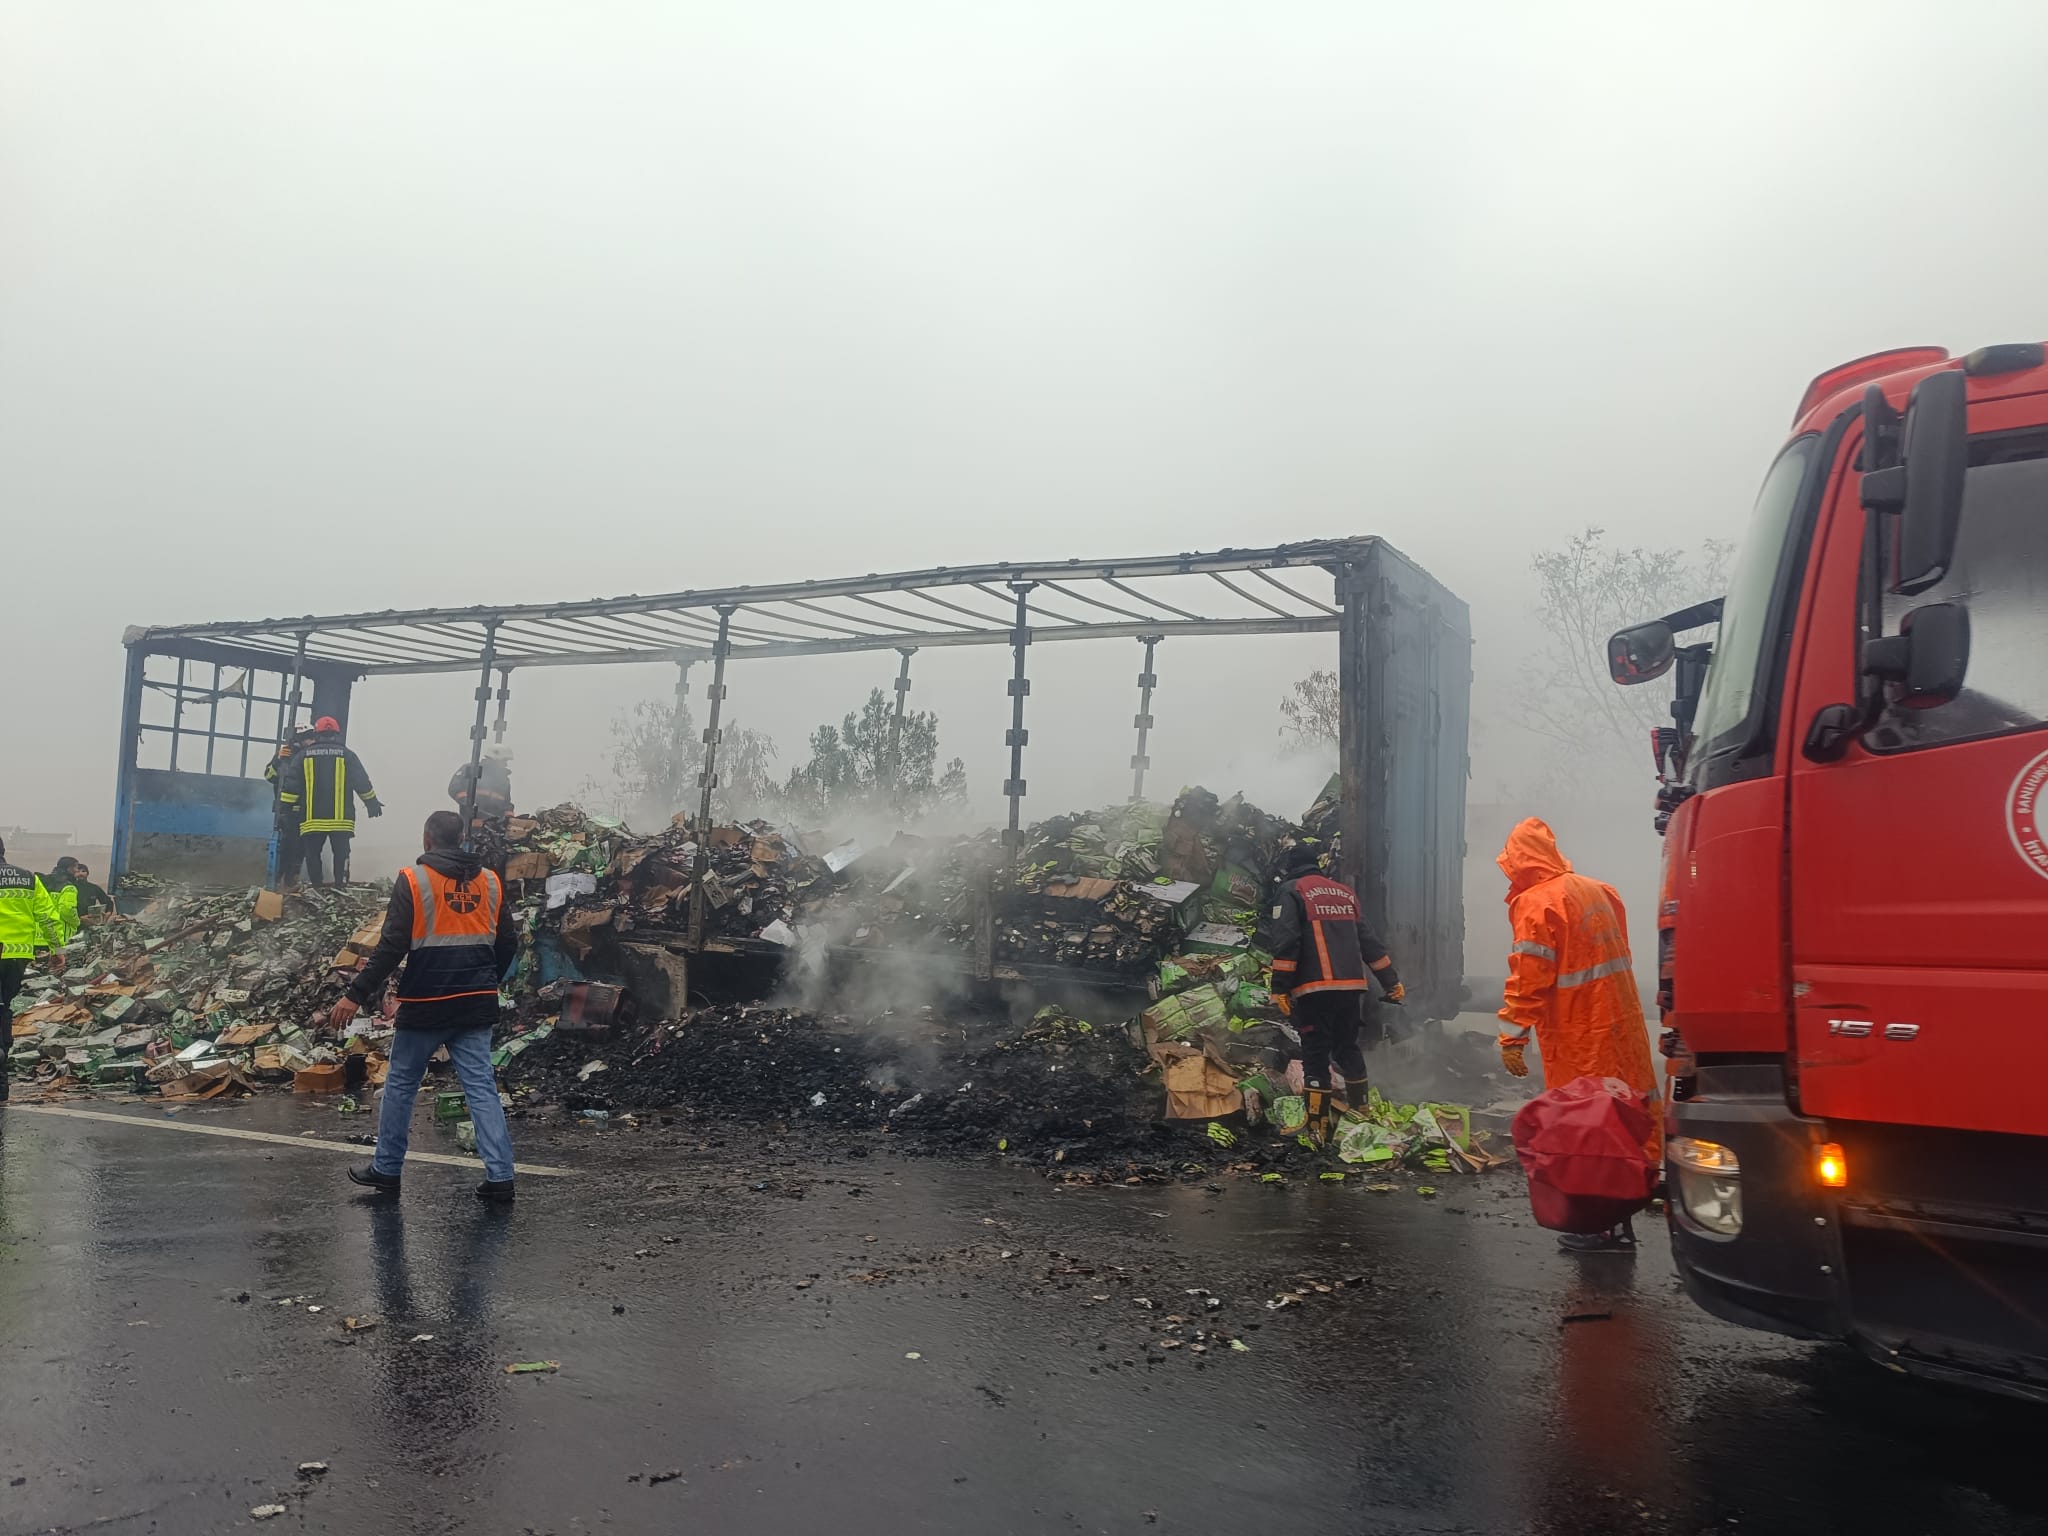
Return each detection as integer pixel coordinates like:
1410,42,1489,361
1607,621,1675,685
1862,601,1971,709
1893,369,1969,596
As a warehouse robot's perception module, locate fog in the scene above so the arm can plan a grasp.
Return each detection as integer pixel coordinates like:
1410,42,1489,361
7,1,2046,969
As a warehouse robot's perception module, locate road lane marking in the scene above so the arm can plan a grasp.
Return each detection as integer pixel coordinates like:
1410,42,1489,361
7,1105,574,1177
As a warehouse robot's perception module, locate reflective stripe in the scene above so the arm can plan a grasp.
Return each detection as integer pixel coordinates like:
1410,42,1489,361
1557,955,1633,989
411,867,436,941
416,933,490,949
1510,940,1557,960
333,759,348,824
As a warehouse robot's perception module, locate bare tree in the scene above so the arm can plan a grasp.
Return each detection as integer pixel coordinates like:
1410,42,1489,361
607,699,780,828
1278,667,1339,751
1517,526,1731,772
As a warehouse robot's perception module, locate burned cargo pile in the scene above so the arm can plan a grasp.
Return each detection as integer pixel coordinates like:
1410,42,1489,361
9,884,391,1098
498,1000,1182,1165
513,781,1335,986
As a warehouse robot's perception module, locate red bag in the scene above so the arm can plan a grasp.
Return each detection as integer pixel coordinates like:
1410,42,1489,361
1510,1075,1659,1234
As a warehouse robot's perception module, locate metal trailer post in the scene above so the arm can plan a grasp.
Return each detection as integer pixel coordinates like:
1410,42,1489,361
887,647,916,795
109,643,149,887
687,607,735,952
1001,583,1034,866
461,622,500,852
1129,635,1161,803
979,584,1034,982
671,655,694,813
282,632,309,739
492,668,511,745
1335,560,1391,939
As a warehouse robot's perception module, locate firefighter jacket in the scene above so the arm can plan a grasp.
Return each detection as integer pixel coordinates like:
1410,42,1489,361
277,739,380,833
1496,817,1657,1117
263,745,297,806
0,863,62,959
347,850,516,1021
1268,873,1398,998
448,758,513,818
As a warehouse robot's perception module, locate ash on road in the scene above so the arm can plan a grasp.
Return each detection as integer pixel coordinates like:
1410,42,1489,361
0,1097,2039,1536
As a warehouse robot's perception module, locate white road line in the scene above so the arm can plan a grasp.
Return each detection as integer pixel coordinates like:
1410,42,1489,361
7,1105,574,1177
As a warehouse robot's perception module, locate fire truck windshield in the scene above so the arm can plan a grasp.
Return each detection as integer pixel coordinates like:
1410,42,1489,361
1688,436,1818,764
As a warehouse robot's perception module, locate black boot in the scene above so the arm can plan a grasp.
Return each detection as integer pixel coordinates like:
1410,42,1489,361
347,1164,400,1194
1335,1078,1371,1121
475,1178,515,1203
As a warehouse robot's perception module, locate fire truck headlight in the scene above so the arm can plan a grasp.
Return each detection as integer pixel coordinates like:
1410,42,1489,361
1670,1136,1742,1236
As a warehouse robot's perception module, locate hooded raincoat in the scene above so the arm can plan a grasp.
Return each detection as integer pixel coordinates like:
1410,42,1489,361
1496,818,1659,1158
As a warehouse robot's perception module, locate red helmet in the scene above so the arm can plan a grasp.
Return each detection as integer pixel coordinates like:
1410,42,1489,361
313,716,341,733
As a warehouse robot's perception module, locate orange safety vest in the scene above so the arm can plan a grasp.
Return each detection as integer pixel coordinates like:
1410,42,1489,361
396,863,504,1003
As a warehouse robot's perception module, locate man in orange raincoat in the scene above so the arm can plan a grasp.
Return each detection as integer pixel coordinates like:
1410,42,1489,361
1496,817,1660,1248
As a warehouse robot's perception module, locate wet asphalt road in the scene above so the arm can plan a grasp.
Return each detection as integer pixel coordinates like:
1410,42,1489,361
1,1098,2043,1536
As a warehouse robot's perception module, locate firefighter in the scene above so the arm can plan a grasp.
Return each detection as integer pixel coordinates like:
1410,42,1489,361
447,751,513,825
0,836,64,1104
278,716,383,885
1495,816,1660,1250
263,726,315,888
330,810,518,1201
1267,844,1404,1144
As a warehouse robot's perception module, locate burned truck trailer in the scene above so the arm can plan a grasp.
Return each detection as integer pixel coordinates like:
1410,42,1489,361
111,539,1472,1016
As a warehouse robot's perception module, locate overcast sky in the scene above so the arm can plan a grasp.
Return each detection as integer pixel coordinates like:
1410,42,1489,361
6,2,2044,875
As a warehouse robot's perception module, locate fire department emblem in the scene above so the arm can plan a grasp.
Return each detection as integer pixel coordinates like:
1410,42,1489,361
2008,748,2048,882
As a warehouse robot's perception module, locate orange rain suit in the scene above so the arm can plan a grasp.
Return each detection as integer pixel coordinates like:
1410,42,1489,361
1496,818,1660,1159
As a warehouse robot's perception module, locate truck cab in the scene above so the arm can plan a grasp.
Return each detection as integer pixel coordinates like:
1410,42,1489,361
1609,343,2048,1399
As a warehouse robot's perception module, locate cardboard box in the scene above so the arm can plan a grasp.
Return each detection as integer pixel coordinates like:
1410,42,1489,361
252,889,285,922
293,1063,347,1094
503,850,553,882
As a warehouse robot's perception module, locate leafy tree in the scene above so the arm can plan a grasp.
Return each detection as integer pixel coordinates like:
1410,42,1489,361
607,699,779,828
784,688,967,820
1516,526,1732,784
1278,667,1339,750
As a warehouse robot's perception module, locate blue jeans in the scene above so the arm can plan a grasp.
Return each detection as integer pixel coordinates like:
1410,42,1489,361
372,1025,516,1184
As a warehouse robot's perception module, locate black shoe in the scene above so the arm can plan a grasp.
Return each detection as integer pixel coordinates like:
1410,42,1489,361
348,1164,401,1194
475,1178,515,1203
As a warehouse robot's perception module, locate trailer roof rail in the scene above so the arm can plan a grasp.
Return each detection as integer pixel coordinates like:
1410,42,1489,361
126,538,1396,675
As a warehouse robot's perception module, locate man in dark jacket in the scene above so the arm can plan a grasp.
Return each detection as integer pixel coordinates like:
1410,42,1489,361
332,811,518,1201
1268,846,1405,1145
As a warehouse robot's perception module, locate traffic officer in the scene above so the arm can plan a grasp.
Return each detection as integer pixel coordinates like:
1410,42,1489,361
0,836,64,1104
332,810,518,1201
277,716,383,885
263,726,315,888
1267,844,1404,1144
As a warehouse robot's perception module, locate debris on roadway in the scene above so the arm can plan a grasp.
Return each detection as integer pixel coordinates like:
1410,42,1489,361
26,781,1518,1183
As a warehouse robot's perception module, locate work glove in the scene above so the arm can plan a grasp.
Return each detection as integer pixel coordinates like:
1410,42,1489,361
366,801,384,819
1381,981,1405,1005
1498,1038,1529,1078
1273,991,1292,1018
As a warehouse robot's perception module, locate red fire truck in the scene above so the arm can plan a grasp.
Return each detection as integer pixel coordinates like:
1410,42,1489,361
1607,342,2048,1400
